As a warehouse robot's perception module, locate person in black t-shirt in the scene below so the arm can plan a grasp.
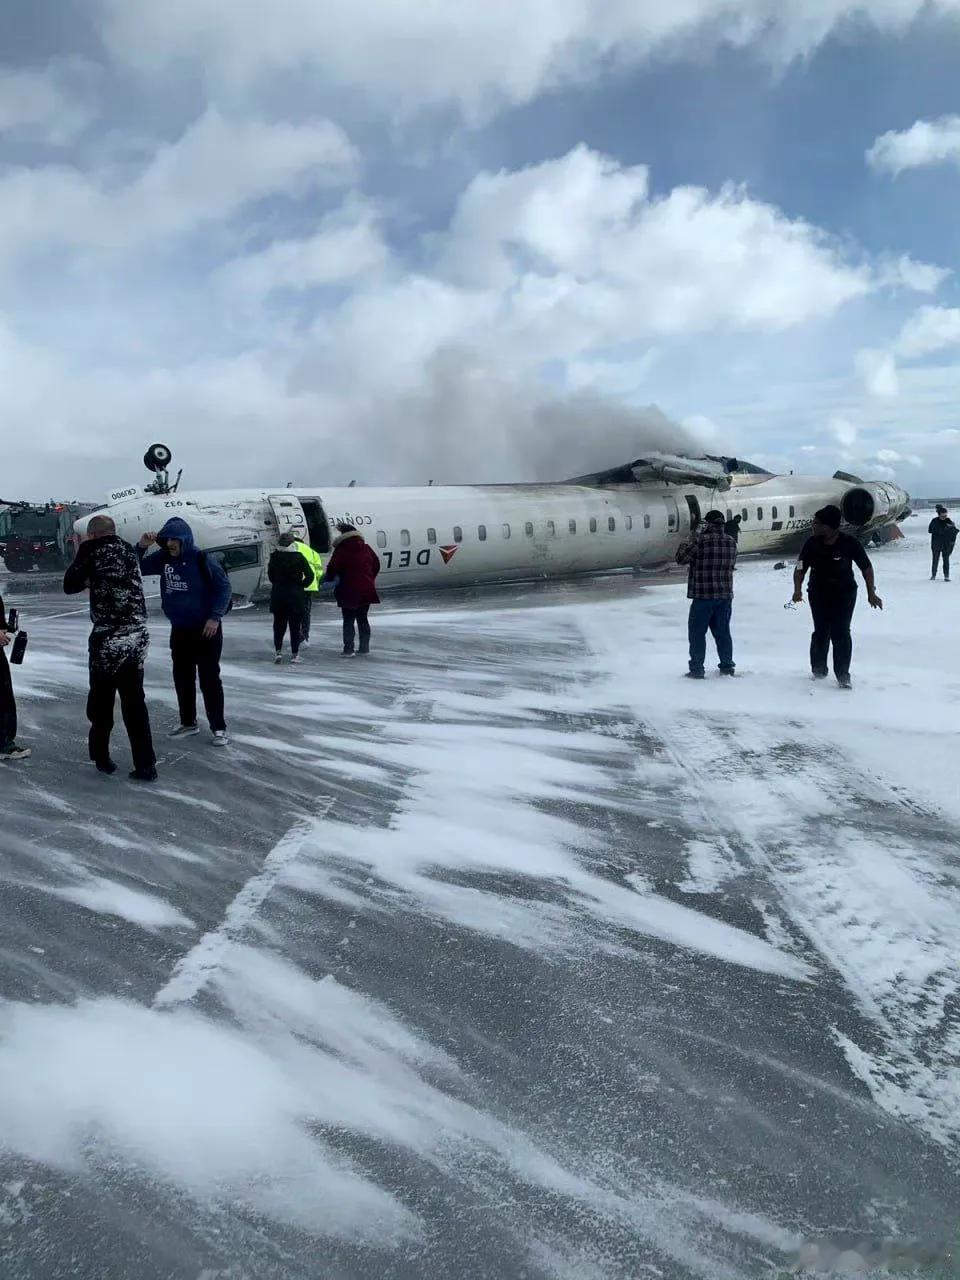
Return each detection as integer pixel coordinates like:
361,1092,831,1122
928,504,957,581
792,504,883,689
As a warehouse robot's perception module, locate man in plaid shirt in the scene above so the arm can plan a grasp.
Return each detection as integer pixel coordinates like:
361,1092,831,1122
675,509,737,678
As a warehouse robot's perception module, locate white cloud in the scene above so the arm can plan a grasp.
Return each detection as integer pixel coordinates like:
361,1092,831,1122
895,306,960,358
855,347,900,398
876,448,923,466
101,0,960,121
436,147,871,349
867,115,960,175
877,254,950,294
0,108,357,266
216,201,387,300
0,62,97,145
829,416,858,447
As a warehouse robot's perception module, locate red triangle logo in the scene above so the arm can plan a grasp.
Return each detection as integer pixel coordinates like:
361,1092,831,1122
439,545,459,564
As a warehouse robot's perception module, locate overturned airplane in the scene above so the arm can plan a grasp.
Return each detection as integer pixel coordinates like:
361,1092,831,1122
78,445,910,602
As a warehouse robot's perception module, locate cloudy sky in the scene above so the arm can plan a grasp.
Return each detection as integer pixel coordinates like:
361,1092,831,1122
3,1,960,499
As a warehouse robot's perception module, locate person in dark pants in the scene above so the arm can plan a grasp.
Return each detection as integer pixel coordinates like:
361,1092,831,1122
64,515,157,780
322,523,381,656
792,505,883,690
0,595,31,761
928,504,957,581
137,518,232,745
293,535,324,643
675,510,737,679
267,532,314,663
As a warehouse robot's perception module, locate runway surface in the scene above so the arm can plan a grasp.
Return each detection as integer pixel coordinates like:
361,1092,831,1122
1,536,958,1278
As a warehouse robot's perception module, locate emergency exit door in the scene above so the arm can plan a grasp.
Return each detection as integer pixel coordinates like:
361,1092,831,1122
267,493,308,541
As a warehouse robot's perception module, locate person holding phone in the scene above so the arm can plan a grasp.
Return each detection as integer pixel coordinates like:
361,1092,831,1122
0,594,30,761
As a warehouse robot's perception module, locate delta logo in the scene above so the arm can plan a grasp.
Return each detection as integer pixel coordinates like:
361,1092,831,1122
439,545,459,565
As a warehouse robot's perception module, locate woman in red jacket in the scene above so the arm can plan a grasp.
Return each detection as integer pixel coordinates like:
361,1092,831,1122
323,523,381,656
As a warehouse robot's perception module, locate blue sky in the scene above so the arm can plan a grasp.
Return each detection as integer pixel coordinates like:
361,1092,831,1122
2,1,960,498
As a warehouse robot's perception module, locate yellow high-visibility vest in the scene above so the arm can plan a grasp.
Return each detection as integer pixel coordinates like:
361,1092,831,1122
294,539,324,592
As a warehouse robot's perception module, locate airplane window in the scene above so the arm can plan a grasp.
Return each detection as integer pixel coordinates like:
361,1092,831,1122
789,506,795,518
376,531,387,548
478,524,487,541
427,527,437,544
742,509,748,522
524,521,534,537
757,508,763,521
569,518,577,534
771,506,778,520
726,509,733,521
400,529,410,547
546,520,556,537
207,543,261,572
643,514,651,529
608,516,616,531
453,525,463,543
589,517,598,532
625,515,633,531
502,523,511,539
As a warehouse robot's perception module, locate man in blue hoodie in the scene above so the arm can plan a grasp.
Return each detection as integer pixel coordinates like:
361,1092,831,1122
137,518,232,745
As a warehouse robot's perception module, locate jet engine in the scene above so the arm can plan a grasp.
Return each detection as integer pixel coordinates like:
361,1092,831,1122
841,482,909,529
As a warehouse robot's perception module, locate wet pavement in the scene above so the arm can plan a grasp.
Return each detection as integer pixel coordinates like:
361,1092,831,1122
1,561,957,1278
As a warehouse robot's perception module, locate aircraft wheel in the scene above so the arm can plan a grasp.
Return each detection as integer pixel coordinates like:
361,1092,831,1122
143,443,173,473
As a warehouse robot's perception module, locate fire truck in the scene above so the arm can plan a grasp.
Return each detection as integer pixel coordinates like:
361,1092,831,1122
0,502,96,573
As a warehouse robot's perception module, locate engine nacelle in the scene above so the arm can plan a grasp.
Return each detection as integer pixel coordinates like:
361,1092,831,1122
841,482,909,529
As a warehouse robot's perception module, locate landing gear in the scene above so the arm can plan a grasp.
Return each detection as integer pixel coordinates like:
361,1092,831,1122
143,443,181,496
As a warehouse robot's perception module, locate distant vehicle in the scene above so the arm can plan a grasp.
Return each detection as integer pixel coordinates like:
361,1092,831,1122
77,444,912,603
0,501,98,573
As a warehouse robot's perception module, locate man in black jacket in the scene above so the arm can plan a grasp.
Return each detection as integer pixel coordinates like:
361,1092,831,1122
267,532,314,664
0,595,30,761
929,505,957,581
64,515,157,780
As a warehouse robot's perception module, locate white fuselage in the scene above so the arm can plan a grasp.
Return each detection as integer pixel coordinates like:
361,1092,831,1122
83,470,909,602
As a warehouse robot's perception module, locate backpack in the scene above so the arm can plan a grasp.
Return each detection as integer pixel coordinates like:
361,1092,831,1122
198,551,233,613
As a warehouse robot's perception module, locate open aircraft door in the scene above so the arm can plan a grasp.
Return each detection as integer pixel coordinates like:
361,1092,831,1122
267,493,308,541
661,495,680,537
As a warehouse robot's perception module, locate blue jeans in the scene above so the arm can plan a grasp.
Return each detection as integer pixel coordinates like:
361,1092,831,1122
688,599,734,674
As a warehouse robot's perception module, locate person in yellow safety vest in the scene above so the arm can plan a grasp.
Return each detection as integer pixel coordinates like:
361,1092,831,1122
293,536,324,645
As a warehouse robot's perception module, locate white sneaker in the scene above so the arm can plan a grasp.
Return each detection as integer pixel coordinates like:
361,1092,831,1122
290,654,303,665
274,652,283,664
168,723,200,738
300,637,310,648
0,745,31,761
212,730,229,746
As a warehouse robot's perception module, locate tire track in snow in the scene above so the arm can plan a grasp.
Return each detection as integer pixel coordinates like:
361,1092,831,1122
640,710,960,1155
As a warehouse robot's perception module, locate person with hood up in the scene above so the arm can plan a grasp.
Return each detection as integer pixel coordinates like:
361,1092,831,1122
137,518,232,744
63,515,157,781
792,504,883,689
676,510,737,679
0,593,30,762
928,504,957,581
322,522,381,656
292,535,324,644
268,532,314,663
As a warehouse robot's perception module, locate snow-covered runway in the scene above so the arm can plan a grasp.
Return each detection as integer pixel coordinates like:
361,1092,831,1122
1,534,957,1278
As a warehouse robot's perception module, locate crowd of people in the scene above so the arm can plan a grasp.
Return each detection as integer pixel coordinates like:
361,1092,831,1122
0,516,380,778
0,504,952,769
